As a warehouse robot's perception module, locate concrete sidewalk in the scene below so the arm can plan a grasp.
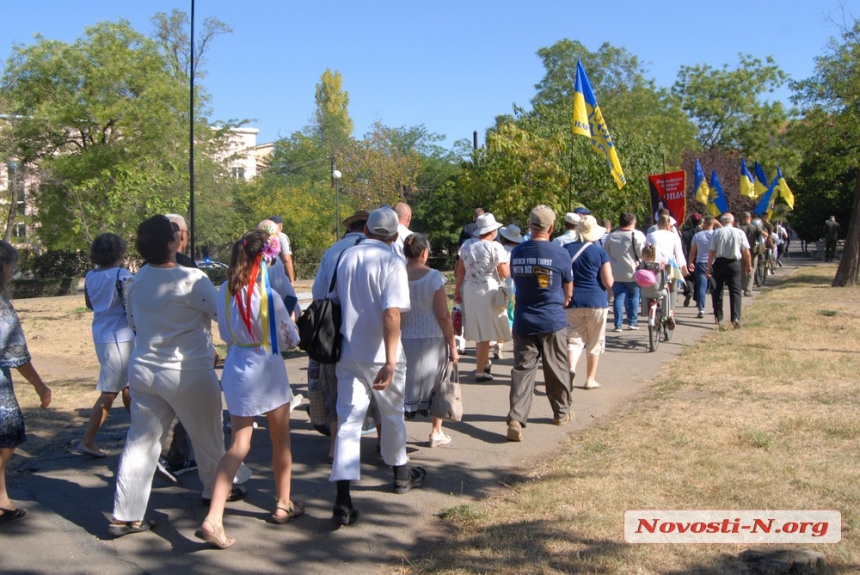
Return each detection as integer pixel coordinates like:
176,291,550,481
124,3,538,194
2,261,804,575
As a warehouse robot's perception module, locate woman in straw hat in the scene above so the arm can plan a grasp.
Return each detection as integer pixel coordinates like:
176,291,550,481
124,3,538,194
454,213,511,382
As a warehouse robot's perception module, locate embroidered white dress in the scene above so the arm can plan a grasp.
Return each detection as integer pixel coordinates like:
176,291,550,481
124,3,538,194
218,280,299,417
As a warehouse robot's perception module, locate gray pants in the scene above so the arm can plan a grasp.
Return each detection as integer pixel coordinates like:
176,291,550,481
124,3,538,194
742,253,759,292
508,328,572,426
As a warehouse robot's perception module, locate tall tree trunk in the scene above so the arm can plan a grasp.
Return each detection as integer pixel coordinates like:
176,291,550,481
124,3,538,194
832,171,860,287
3,169,17,243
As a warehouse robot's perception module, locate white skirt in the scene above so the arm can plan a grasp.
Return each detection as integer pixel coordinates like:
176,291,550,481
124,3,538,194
221,346,293,417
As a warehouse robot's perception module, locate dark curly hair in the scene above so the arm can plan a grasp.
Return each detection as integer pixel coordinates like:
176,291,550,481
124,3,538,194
403,233,430,260
227,230,269,295
135,215,175,264
90,233,127,267
0,240,20,295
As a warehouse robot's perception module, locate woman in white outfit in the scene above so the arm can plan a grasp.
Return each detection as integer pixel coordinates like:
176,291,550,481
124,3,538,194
454,213,511,382
401,234,459,447
645,214,688,328
197,230,303,549
110,215,235,537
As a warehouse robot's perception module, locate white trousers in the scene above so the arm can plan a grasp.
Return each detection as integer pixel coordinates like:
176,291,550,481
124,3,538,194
330,358,408,482
113,363,225,521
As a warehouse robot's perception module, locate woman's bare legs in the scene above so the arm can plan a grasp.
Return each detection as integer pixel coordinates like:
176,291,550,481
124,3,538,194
201,415,254,537
80,389,130,451
475,341,490,377
0,447,16,514
266,402,295,518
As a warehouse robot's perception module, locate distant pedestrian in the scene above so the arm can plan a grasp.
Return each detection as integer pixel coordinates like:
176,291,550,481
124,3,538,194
824,216,840,262
77,233,133,458
392,202,414,260
687,216,715,318
706,213,751,330
269,215,295,282
602,212,645,332
458,208,484,247
553,211,582,248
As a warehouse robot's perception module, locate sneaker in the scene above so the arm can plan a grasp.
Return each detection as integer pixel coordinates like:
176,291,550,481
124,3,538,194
743,291,752,297
554,412,574,426
155,457,177,483
612,327,623,333
507,420,523,442
583,380,601,390
665,315,676,330
683,293,692,307
732,319,741,330
627,324,639,331
428,433,452,448
171,459,198,477
475,373,494,383
290,393,304,412
697,310,705,319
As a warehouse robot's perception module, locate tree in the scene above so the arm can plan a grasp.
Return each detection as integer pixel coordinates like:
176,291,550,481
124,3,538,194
314,69,353,156
792,18,860,286
673,54,792,160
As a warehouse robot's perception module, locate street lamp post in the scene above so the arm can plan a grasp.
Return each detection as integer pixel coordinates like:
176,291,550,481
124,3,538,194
332,164,342,240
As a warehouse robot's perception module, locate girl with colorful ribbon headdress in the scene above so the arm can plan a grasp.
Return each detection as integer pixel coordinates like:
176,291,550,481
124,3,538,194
197,230,302,549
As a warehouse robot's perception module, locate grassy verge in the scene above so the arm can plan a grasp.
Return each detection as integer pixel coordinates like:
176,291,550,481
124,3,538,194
408,265,860,574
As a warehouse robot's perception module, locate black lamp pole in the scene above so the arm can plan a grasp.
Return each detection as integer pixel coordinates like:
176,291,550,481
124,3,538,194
188,0,196,259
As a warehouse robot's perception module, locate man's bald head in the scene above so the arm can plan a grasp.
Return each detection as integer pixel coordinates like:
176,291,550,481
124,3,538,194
394,202,412,226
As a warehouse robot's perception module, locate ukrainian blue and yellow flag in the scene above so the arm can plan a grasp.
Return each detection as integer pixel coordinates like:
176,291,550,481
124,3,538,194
775,166,794,210
754,161,769,200
754,177,777,220
573,59,626,189
694,159,709,205
740,159,756,198
707,170,730,217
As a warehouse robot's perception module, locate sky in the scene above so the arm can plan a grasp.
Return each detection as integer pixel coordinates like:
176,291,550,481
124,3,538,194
3,0,859,150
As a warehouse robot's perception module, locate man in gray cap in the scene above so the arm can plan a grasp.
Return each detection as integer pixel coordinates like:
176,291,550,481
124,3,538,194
329,207,425,526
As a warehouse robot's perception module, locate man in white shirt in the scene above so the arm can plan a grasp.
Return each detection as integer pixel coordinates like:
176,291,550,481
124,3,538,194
707,213,751,330
553,210,584,247
392,202,413,259
269,216,295,282
329,207,424,527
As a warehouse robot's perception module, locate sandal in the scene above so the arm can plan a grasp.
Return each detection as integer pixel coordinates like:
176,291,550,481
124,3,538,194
393,466,427,494
194,518,235,549
271,501,305,524
331,504,359,526
76,444,108,459
0,508,27,524
108,519,154,538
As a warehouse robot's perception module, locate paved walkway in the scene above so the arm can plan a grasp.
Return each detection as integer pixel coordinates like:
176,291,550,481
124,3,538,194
3,259,804,574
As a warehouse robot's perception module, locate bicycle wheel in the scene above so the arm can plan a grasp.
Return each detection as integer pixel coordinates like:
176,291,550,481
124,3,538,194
648,301,660,352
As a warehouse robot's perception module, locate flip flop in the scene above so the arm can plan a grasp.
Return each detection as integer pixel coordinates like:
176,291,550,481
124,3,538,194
0,508,27,524
194,519,235,549
271,501,305,524
76,445,108,459
108,519,154,538
331,505,359,526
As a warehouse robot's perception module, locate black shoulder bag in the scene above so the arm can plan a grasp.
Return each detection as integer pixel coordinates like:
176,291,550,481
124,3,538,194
297,241,358,364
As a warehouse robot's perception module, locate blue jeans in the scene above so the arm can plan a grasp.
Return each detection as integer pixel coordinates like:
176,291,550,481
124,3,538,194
694,262,708,312
612,281,640,328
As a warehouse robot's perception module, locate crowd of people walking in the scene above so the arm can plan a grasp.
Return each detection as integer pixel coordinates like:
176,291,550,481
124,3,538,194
0,201,816,546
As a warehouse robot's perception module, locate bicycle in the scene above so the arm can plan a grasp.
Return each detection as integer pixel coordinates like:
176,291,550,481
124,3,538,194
639,262,674,352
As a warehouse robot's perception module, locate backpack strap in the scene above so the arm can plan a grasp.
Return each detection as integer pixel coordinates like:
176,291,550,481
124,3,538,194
570,242,592,265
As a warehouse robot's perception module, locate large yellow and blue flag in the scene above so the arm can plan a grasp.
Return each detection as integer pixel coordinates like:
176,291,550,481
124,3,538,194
754,177,777,220
707,170,730,217
573,59,626,189
694,159,709,205
740,159,755,198
753,161,769,199
775,166,794,210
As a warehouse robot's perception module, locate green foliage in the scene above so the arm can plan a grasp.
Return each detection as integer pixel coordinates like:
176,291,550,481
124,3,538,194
673,54,793,161
30,249,90,279
314,69,353,155
10,277,78,299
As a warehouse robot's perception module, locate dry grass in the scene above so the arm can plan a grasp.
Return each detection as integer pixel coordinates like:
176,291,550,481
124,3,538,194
407,266,860,574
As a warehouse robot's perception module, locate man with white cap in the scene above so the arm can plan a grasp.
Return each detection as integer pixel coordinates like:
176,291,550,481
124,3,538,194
329,207,424,526
553,211,583,247
506,206,574,442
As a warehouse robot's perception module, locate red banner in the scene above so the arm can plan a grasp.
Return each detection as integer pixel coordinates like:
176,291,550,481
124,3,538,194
648,170,687,226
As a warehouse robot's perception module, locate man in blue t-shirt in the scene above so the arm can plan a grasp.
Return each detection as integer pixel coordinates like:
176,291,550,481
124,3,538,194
506,205,574,442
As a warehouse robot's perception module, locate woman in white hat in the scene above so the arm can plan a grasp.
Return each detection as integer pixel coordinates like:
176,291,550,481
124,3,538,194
454,213,512,382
